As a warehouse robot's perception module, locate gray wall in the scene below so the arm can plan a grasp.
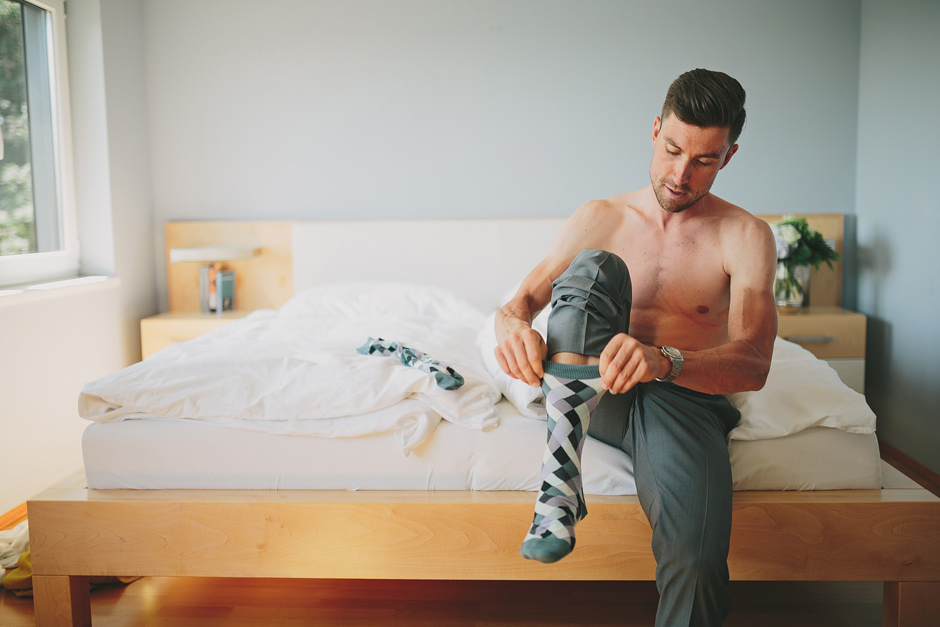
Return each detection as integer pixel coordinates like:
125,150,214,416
143,1,861,298
856,0,940,475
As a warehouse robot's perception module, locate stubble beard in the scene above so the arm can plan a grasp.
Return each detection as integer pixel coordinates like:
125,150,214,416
651,177,709,214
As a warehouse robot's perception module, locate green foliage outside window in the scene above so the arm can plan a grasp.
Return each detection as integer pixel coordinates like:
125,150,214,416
0,0,37,256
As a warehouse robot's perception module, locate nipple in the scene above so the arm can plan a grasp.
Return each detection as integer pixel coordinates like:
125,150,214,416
696,305,710,315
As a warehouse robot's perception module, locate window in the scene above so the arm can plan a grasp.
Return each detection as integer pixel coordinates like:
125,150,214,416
0,0,76,286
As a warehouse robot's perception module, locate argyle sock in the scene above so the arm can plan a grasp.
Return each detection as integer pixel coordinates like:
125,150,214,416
357,337,464,390
521,361,606,564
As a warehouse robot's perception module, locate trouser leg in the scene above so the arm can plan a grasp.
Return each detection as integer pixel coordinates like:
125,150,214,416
591,383,738,627
633,384,739,627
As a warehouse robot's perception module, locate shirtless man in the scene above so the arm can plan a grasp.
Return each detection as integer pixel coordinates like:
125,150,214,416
494,69,778,626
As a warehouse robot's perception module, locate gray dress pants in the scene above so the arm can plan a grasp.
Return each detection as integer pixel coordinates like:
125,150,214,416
547,249,740,627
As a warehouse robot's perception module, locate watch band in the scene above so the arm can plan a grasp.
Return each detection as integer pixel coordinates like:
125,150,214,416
654,346,683,383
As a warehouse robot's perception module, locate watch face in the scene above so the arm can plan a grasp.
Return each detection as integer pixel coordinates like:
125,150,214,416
663,346,682,360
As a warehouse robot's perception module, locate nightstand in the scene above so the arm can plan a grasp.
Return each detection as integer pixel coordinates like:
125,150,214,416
140,311,252,359
776,306,866,393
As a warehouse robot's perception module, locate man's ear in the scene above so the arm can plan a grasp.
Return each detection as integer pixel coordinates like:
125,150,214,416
719,144,739,170
652,116,662,144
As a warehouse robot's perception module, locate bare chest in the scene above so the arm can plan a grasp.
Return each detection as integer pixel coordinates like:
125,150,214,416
607,230,731,346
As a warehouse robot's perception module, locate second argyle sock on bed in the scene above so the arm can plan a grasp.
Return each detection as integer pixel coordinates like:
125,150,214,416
521,361,606,564
357,337,464,390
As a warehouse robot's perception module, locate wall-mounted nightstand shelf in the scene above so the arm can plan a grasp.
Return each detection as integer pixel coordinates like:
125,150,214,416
168,245,262,263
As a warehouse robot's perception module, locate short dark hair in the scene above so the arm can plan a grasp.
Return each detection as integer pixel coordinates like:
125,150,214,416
662,69,746,146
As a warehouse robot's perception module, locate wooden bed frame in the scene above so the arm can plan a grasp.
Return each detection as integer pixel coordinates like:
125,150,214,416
28,215,940,626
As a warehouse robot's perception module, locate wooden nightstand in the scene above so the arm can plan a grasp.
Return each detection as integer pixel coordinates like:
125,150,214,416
140,311,252,359
776,306,867,393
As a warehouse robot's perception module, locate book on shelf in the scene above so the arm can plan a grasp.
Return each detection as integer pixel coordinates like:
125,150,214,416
199,264,235,313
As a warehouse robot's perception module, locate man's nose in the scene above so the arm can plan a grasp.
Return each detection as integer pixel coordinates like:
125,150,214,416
674,160,692,185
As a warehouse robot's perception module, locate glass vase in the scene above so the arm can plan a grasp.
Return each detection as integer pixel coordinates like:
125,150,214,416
774,261,810,312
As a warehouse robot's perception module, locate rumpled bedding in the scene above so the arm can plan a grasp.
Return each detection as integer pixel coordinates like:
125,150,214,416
80,283,501,454
80,281,876,455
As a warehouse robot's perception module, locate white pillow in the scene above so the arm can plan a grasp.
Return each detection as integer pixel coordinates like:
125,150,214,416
727,337,876,440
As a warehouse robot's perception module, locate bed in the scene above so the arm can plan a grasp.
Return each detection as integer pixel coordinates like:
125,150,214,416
27,215,940,626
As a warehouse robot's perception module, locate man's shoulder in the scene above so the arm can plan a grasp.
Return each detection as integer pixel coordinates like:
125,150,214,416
707,195,769,233
705,197,775,265
571,195,633,226
576,189,652,221
553,194,640,254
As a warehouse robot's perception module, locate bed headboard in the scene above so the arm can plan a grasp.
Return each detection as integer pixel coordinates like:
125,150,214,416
164,214,844,312
290,218,564,311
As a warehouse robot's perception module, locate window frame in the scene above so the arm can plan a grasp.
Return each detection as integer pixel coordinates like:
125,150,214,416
0,0,79,287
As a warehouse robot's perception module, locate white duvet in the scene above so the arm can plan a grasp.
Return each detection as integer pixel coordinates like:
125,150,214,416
80,283,501,453
81,282,876,456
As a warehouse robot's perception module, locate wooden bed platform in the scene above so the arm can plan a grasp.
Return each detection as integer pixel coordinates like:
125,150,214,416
26,215,940,625
26,470,940,626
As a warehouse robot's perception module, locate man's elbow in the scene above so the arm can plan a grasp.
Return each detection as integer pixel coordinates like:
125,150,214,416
744,359,772,392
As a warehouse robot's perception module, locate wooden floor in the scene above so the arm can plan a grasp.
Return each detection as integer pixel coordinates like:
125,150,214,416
0,576,883,626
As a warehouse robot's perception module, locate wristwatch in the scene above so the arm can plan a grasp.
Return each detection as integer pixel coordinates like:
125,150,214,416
655,346,683,383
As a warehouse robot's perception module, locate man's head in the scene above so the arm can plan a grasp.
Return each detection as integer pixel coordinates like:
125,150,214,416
650,69,746,213
662,69,746,148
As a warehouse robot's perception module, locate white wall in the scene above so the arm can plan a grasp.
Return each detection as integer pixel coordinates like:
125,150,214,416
98,0,158,359
0,283,124,509
142,0,862,309
856,0,940,475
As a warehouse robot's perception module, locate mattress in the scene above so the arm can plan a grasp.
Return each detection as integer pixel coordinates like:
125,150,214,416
82,398,882,493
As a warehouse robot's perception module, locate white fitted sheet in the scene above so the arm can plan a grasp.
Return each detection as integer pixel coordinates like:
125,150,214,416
82,399,882,493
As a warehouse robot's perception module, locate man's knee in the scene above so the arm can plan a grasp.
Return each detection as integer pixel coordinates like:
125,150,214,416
565,249,629,286
546,249,632,358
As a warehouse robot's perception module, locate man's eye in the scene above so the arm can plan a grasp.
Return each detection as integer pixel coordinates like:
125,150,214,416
698,160,714,167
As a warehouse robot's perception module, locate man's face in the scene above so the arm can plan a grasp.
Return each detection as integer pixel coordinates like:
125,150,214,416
649,113,737,213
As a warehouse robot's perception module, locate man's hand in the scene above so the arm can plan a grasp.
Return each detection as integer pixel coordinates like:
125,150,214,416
599,333,669,394
494,328,548,387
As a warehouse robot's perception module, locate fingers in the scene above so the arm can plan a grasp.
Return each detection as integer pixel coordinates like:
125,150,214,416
599,334,660,394
495,329,546,387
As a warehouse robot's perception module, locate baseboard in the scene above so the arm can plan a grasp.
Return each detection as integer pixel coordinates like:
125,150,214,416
879,438,940,498
0,502,27,531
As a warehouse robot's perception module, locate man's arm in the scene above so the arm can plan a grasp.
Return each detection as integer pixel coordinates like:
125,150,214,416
599,216,778,396
495,202,614,387
680,217,778,394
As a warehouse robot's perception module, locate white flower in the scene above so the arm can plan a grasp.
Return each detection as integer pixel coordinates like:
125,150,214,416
779,224,800,245
771,225,791,259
